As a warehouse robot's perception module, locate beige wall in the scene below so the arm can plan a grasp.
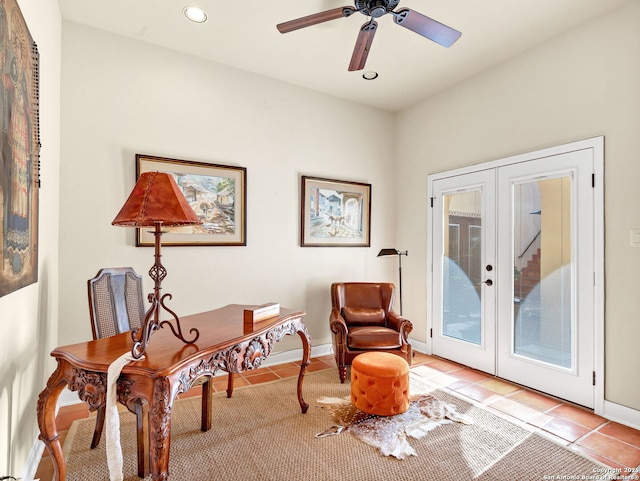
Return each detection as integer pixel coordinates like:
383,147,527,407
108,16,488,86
395,1,640,410
58,23,397,353
0,0,61,478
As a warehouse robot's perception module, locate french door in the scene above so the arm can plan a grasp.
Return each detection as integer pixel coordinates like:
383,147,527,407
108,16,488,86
431,170,497,374
428,140,601,408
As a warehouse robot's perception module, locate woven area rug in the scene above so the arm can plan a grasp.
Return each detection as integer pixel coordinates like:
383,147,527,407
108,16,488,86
62,368,604,480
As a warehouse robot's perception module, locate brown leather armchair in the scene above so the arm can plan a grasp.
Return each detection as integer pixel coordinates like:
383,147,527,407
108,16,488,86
330,282,413,383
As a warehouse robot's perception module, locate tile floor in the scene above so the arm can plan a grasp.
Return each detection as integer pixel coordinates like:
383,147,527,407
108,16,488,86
34,353,640,480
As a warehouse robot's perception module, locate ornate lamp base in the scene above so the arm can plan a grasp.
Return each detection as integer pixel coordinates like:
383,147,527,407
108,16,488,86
131,222,199,359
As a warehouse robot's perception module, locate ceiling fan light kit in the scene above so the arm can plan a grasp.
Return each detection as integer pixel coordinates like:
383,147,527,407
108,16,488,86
277,0,461,72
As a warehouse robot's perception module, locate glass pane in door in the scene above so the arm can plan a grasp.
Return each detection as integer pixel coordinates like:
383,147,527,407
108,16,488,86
512,176,573,368
442,190,482,344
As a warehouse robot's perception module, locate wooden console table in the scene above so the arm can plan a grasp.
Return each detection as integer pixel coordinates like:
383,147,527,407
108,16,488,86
37,304,310,481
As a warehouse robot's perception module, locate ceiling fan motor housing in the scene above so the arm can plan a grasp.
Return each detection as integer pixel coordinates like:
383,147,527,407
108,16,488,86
356,0,400,17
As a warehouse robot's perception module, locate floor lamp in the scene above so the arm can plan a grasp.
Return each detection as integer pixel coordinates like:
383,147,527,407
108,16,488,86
377,248,408,315
112,171,203,359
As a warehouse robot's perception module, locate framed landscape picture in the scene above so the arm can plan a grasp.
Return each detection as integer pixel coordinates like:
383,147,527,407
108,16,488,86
300,176,371,247
136,155,246,246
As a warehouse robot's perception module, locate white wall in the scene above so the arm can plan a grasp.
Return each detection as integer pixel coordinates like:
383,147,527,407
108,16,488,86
395,1,640,410
59,23,396,356
0,0,60,478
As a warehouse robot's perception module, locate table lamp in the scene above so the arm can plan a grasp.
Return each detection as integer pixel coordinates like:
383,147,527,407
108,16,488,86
112,171,203,358
377,248,408,315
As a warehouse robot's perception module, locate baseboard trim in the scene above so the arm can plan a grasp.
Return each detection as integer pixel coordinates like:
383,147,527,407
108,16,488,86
411,339,428,355
23,437,45,481
602,399,640,430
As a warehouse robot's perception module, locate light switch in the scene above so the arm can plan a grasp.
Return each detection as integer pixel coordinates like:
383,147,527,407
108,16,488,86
630,229,640,247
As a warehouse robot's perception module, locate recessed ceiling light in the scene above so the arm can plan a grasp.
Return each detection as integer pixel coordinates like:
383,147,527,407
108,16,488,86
183,6,207,23
362,71,379,80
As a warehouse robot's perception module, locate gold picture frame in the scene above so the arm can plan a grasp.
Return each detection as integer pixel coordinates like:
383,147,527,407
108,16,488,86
136,155,246,246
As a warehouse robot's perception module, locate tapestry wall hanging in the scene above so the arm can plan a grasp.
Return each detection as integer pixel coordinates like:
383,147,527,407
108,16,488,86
0,0,40,298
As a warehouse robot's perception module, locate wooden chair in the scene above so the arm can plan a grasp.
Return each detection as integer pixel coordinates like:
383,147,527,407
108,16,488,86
330,282,413,383
87,267,148,477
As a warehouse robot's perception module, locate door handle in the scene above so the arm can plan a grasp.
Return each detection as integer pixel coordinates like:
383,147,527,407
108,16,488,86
480,279,493,286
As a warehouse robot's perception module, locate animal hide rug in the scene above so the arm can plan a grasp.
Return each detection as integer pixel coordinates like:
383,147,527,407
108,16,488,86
316,394,473,460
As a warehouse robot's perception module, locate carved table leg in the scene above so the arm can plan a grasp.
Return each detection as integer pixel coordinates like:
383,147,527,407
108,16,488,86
296,324,311,414
148,378,174,481
226,372,234,398
37,360,72,481
201,378,213,432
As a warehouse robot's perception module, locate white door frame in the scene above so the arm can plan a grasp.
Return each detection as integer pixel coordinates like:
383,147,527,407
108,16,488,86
426,136,604,414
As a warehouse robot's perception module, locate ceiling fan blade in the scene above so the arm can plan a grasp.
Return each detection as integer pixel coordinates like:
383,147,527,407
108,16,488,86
348,20,378,71
392,8,461,47
277,6,357,34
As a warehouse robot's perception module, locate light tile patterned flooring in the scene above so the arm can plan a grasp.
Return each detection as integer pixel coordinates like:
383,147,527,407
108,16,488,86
35,353,640,480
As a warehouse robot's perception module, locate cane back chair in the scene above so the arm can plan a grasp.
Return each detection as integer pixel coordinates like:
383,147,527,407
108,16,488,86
87,267,148,477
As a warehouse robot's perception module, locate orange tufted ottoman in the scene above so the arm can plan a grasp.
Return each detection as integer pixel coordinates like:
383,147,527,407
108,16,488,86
350,352,410,416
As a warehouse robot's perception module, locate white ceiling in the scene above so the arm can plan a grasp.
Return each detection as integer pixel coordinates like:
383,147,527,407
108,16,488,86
58,0,629,112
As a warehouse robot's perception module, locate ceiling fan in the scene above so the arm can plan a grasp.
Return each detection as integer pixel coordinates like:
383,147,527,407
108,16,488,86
276,0,462,72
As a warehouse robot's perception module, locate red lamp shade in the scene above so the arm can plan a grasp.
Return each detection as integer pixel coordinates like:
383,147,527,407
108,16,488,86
112,171,201,227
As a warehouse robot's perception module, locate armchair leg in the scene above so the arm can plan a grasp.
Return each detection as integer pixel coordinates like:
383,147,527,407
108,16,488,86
338,364,347,384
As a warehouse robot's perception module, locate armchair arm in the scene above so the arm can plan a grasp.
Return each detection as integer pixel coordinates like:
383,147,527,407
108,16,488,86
387,311,413,344
329,308,348,340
